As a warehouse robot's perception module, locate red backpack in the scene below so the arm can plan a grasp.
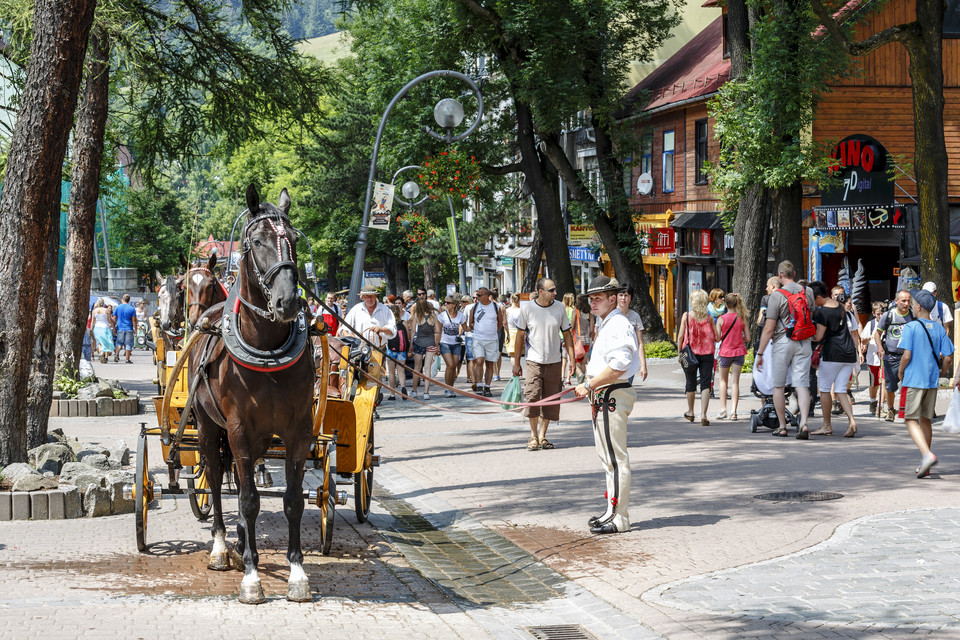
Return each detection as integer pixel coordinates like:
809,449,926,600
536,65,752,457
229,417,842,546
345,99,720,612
778,288,815,341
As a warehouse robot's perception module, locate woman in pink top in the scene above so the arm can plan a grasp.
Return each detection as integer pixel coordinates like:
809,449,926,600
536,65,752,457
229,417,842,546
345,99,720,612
715,293,751,421
678,289,720,425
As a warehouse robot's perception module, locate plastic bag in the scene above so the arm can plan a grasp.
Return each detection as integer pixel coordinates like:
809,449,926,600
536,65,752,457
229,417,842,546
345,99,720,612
500,375,523,410
943,389,960,434
431,353,441,378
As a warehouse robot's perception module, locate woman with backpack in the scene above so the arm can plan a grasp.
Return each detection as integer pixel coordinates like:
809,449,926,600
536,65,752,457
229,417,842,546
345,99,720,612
439,295,467,396
715,293,751,420
678,289,720,425
406,299,442,399
384,305,410,400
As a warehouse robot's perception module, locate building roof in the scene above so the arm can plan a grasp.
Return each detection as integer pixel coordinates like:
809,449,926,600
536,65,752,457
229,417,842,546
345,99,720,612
194,235,240,258
620,16,729,117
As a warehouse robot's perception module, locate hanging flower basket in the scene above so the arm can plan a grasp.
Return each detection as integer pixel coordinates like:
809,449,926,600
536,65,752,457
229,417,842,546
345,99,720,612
396,210,436,248
419,149,482,200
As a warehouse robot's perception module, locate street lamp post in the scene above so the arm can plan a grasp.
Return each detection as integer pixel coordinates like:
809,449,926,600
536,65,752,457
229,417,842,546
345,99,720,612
347,70,483,306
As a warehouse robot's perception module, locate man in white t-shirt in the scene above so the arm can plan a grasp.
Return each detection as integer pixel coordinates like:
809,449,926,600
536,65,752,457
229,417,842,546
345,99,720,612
923,281,953,337
468,288,504,396
512,278,575,451
340,285,397,343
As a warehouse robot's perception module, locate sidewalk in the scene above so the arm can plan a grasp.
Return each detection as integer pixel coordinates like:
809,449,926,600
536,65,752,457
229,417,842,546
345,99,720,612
3,350,958,638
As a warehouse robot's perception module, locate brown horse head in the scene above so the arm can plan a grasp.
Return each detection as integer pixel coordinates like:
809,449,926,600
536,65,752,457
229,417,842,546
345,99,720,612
240,183,300,323
186,253,227,332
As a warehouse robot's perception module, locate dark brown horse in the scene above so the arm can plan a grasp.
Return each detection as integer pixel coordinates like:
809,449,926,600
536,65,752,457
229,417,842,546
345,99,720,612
190,184,315,604
185,253,228,333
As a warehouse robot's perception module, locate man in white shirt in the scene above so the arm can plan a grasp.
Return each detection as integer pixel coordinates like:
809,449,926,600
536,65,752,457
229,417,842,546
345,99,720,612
427,289,441,310
513,278,575,450
923,281,953,337
468,287,504,396
575,275,639,535
340,285,397,343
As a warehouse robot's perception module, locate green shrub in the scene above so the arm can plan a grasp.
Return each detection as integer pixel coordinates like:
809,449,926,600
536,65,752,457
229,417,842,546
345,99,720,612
113,389,128,399
742,348,754,373
53,369,96,399
645,340,678,359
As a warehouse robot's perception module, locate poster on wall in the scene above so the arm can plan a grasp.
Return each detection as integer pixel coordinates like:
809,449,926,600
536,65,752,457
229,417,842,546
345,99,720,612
687,269,702,296
813,205,904,230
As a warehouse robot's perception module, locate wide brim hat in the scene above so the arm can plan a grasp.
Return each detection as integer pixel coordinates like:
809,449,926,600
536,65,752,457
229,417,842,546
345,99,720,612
586,275,624,295
359,285,379,296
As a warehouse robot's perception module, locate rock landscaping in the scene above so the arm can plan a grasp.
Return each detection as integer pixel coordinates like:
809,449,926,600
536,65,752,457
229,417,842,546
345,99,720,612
49,378,140,417
0,428,142,521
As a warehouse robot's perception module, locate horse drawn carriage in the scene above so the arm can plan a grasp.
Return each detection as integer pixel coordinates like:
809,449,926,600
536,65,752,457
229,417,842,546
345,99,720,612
127,185,381,604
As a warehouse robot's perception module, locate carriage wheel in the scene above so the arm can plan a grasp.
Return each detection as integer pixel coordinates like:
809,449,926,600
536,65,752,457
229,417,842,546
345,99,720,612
354,422,374,524
318,444,335,556
135,432,153,552
187,465,212,520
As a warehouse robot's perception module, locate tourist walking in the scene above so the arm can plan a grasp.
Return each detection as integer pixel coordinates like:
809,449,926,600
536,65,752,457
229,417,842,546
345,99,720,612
91,298,116,363
678,289,720,425
439,296,467,396
573,294,594,382
504,293,522,359
899,289,954,477
715,293,750,420
874,290,913,422
809,281,860,437
113,294,139,364
616,285,648,382
562,293,577,385
406,299,441,399
468,288,503,397
384,306,409,400
707,288,726,320
756,260,815,439
574,275,639,535
923,281,953,338
512,278,574,450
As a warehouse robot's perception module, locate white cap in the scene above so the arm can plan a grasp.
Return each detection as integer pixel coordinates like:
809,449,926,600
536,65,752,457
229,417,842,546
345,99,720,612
922,281,937,293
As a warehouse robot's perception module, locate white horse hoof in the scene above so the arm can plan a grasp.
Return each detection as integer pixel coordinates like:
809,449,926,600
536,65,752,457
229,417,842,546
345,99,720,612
287,580,311,602
239,581,264,604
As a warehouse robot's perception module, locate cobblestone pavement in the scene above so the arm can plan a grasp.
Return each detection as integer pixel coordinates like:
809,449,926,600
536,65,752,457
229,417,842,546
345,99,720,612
7,350,960,639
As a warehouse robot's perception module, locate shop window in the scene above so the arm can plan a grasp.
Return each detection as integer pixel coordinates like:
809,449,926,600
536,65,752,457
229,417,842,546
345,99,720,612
946,0,960,36
640,134,652,176
662,130,675,193
694,119,708,185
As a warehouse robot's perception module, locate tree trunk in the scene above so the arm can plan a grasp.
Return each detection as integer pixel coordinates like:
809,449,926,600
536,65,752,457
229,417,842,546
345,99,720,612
769,182,805,279
906,5,949,297
731,185,771,322
56,29,110,376
514,101,575,296
397,258,410,294
521,227,544,294
325,253,340,292
383,253,398,296
423,260,436,291
27,212,61,448
0,0,96,466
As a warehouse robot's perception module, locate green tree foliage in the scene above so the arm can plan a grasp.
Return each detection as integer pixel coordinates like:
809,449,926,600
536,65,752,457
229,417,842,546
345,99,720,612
112,186,191,278
708,0,850,224
282,0,338,39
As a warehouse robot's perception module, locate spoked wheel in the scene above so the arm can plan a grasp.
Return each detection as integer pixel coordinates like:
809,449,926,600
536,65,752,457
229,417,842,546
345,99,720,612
187,465,212,520
354,421,374,524
135,432,154,552
317,443,335,556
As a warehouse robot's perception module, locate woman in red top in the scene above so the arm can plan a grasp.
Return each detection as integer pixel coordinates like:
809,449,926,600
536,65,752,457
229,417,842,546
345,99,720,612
715,293,751,420
678,289,720,425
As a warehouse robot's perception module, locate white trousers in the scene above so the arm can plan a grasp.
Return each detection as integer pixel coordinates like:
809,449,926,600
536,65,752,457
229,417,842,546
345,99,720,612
591,382,637,531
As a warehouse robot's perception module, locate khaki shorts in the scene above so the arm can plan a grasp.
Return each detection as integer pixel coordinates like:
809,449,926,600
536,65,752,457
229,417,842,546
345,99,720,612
523,361,562,421
903,387,937,420
473,338,500,361
771,338,811,388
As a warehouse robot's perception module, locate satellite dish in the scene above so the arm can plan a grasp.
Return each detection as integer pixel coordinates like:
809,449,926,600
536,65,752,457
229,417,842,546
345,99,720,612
637,172,653,195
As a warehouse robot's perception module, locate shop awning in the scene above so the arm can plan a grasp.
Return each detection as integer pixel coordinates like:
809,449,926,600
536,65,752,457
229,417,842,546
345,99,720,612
670,211,723,230
503,246,532,260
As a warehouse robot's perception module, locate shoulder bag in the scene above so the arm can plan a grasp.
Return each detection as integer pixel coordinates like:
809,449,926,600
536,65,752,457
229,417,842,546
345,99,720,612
573,313,586,362
916,319,946,372
678,314,699,370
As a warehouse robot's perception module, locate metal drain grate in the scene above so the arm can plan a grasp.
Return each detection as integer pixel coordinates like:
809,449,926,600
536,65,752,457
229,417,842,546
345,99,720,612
525,625,599,640
754,491,843,502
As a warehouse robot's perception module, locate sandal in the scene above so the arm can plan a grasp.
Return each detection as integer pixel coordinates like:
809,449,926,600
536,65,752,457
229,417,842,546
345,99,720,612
843,426,857,438
772,428,789,437
716,410,728,420
811,427,834,436
526,437,540,451
539,437,555,450
701,418,710,426
730,413,739,421
683,412,695,423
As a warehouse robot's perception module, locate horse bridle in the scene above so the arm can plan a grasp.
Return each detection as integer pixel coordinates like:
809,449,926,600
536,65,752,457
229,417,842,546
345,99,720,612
186,266,220,314
237,211,298,319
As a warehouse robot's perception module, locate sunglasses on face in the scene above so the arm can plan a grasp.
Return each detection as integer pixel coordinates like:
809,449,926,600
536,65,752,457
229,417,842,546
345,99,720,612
543,287,556,293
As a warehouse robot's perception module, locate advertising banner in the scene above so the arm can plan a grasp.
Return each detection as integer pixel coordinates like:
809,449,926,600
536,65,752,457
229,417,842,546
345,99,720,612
369,182,395,231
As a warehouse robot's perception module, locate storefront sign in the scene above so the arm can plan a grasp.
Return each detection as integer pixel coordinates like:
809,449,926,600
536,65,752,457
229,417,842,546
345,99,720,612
813,205,905,230
568,224,598,246
569,246,600,262
649,228,675,254
500,256,514,266
821,134,894,206
700,230,713,255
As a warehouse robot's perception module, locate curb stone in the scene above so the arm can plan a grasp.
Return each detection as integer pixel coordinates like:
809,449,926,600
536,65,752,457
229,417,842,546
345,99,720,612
50,397,139,418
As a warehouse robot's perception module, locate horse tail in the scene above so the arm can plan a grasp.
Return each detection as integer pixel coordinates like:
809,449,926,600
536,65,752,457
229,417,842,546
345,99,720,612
219,428,234,489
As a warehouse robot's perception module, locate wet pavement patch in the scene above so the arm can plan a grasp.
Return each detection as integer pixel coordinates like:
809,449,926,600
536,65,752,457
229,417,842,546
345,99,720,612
374,487,567,606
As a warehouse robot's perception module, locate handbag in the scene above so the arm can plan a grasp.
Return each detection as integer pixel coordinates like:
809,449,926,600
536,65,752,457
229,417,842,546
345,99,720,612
573,314,586,362
811,344,822,369
678,315,699,370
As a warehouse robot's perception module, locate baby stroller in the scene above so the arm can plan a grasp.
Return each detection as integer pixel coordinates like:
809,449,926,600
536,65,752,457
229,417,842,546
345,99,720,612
749,342,800,433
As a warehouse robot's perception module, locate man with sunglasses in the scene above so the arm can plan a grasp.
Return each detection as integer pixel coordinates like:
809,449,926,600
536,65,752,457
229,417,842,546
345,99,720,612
468,288,504,396
513,278,575,451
